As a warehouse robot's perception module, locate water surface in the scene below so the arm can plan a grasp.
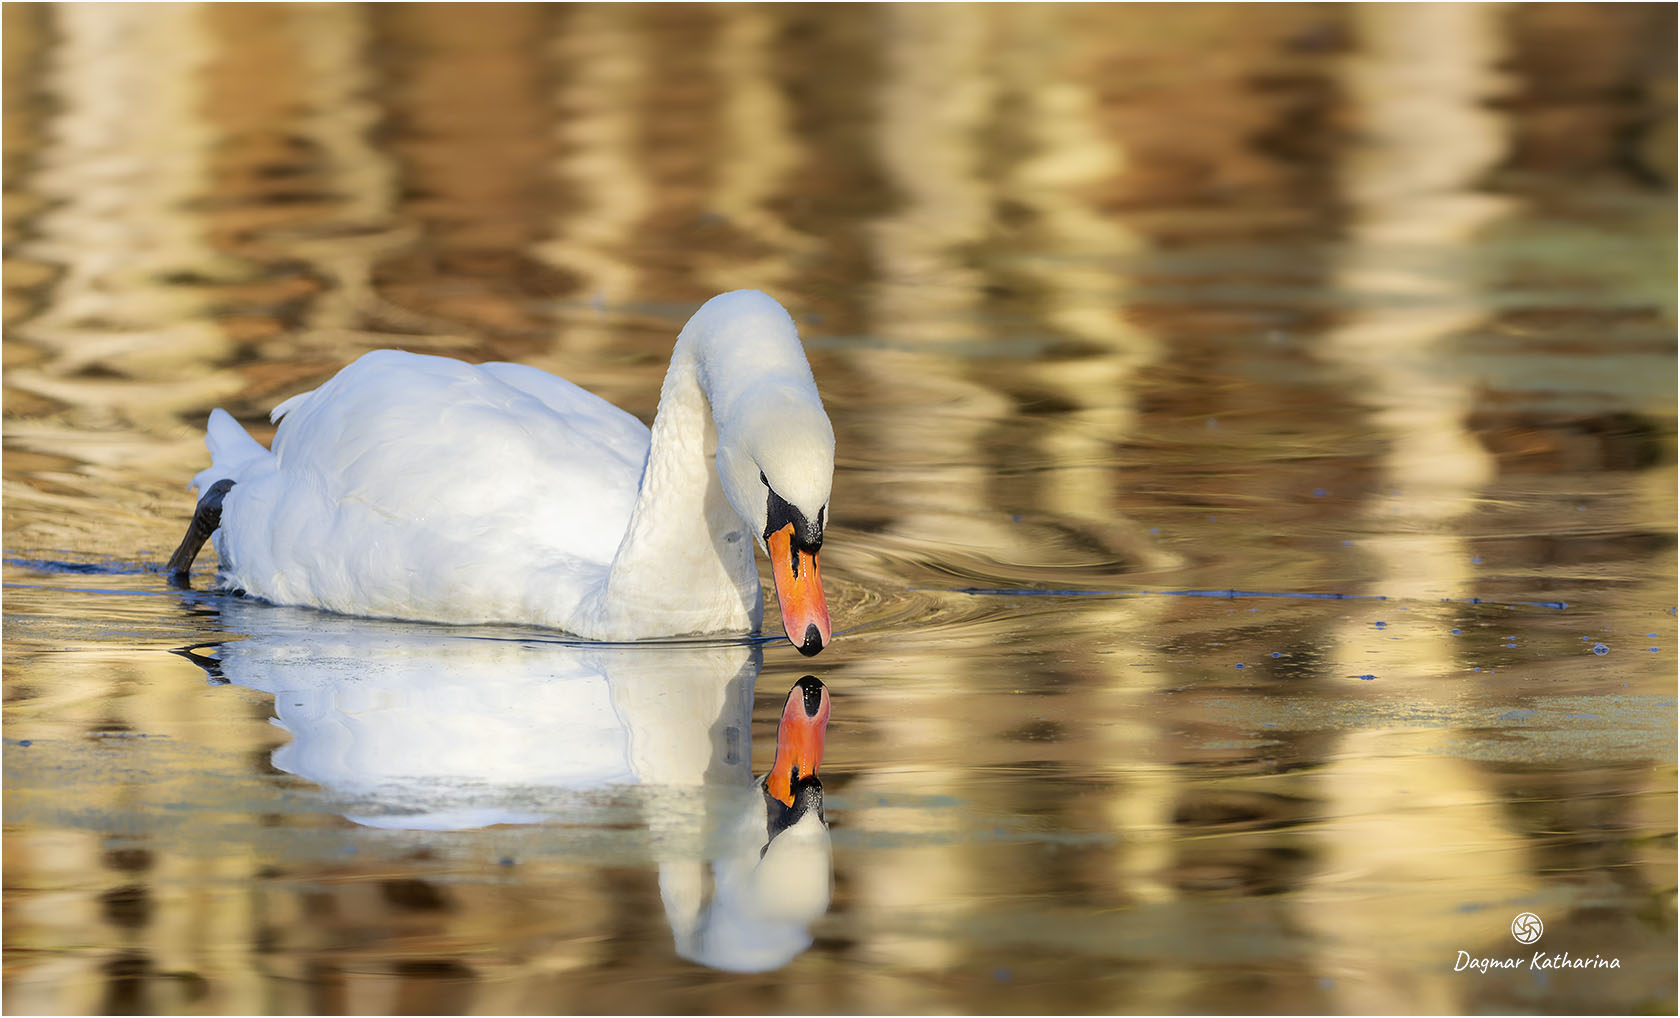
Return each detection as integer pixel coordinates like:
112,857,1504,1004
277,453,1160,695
4,4,1675,1014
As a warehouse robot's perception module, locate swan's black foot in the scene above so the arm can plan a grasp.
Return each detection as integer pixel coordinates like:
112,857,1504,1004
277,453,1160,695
167,479,234,586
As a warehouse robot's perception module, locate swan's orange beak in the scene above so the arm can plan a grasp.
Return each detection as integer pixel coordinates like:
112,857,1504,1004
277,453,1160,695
767,676,830,807
767,522,830,656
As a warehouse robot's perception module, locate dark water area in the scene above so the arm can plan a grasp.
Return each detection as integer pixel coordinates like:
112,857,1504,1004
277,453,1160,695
3,3,1675,1014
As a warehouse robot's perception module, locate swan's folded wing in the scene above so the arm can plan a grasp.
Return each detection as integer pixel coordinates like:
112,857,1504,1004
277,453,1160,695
265,350,651,567
480,360,650,461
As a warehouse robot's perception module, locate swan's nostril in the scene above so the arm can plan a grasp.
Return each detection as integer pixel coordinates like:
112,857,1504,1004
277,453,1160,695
797,624,823,657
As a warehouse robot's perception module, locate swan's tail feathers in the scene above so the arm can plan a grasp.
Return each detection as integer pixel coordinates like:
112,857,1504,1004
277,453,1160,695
270,391,308,424
166,478,235,585
191,408,270,493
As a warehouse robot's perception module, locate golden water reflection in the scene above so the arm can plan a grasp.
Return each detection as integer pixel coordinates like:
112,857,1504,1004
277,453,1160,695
4,3,1675,1014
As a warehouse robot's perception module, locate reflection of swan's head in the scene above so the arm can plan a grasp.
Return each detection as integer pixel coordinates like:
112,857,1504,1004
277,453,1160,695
699,291,835,657
754,676,832,924
765,674,830,811
668,675,835,973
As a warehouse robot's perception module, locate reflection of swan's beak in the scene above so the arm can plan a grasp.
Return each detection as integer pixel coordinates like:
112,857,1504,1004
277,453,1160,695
767,524,830,656
766,676,829,807
667,673,834,973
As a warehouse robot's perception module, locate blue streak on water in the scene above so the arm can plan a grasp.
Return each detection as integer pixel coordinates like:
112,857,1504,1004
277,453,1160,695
5,556,160,576
951,587,1384,601
10,554,1574,622
465,630,775,651
3,583,171,598
950,588,1569,610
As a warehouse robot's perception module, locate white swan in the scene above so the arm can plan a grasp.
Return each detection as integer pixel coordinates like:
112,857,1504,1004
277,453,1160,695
169,289,835,654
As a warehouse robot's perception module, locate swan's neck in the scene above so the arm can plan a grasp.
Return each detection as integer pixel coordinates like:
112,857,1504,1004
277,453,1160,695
587,335,760,638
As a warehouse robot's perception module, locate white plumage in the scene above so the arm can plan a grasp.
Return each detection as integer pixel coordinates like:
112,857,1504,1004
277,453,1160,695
185,290,836,646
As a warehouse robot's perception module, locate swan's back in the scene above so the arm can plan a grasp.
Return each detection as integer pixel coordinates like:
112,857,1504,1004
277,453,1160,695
208,351,652,626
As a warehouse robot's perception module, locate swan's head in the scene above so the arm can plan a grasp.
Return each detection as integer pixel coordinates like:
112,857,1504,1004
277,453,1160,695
716,387,835,656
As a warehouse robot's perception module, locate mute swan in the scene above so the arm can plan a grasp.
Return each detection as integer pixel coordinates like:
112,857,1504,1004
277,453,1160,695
168,289,835,654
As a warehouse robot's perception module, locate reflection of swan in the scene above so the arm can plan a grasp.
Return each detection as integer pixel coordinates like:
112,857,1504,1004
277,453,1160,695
169,290,834,654
664,676,832,973
177,602,832,972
